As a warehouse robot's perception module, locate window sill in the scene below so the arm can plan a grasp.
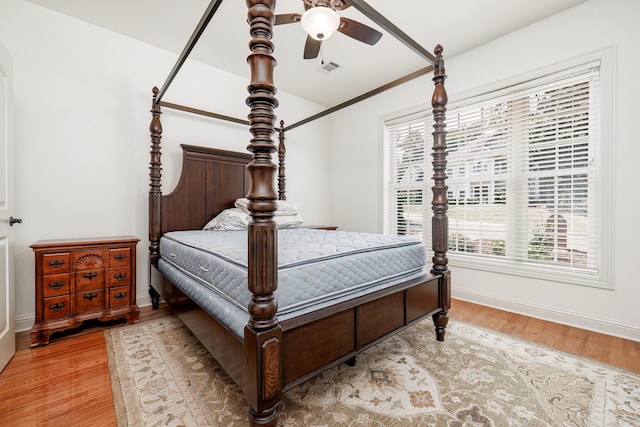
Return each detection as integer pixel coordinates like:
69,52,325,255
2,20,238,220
447,253,612,290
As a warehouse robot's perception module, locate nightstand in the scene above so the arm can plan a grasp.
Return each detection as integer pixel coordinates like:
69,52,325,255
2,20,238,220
30,236,140,347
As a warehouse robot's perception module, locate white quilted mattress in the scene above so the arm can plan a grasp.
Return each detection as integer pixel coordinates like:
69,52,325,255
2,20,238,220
158,228,426,337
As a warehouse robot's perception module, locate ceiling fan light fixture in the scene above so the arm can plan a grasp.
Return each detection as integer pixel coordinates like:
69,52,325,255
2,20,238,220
300,6,340,41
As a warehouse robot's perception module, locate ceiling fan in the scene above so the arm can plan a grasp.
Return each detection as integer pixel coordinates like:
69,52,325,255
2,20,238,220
274,0,383,59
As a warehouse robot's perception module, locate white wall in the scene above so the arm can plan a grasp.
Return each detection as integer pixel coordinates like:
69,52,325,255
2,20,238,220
0,0,332,331
328,0,640,341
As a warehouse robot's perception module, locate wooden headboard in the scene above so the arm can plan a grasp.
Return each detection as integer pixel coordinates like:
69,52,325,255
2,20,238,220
162,144,251,233
149,144,251,264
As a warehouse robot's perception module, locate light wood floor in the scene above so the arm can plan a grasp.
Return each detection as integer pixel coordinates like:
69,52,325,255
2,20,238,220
0,300,638,426
452,299,640,372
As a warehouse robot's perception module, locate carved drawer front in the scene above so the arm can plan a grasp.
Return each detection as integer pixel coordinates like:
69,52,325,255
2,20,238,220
43,273,70,297
72,250,108,270
73,290,105,314
109,267,131,287
43,295,70,320
74,269,105,292
42,253,70,275
109,248,131,267
109,286,130,308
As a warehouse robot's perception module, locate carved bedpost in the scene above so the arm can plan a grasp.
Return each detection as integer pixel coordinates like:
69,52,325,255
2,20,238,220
277,120,286,201
149,87,163,266
245,1,282,426
430,45,451,341
148,87,163,309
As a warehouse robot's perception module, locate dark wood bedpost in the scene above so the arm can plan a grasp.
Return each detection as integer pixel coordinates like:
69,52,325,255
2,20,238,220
149,87,163,309
245,1,282,426
277,120,286,201
149,87,163,264
430,45,450,341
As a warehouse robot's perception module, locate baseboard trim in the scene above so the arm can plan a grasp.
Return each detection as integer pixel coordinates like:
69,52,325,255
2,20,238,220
15,314,34,334
15,293,155,333
453,289,640,342
137,294,152,309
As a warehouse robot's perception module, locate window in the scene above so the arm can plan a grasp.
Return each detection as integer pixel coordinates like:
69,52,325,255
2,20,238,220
382,113,428,238
383,48,613,288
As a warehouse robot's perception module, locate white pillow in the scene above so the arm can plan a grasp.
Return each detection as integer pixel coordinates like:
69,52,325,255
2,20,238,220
274,214,303,229
234,198,300,216
203,208,249,231
203,208,303,230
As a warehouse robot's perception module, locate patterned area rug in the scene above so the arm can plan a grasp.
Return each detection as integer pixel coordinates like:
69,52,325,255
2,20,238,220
105,316,640,427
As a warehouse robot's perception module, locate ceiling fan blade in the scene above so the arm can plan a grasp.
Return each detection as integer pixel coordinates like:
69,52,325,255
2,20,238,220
274,13,301,25
303,36,322,59
337,17,383,45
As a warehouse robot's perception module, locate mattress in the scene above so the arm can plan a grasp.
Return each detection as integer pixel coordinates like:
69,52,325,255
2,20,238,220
158,228,427,337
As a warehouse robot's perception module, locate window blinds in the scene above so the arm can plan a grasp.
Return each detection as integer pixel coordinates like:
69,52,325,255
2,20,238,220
383,111,430,238
446,62,600,273
383,57,606,284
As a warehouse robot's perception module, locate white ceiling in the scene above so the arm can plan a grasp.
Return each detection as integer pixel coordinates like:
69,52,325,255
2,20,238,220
26,0,587,107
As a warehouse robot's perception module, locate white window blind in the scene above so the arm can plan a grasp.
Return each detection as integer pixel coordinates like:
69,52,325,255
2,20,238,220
383,111,430,238
383,50,612,288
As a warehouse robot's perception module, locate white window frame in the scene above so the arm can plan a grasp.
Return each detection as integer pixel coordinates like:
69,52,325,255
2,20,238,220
382,47,615,289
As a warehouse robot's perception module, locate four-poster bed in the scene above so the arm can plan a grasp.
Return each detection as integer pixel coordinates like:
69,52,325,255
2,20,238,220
148,1,449,425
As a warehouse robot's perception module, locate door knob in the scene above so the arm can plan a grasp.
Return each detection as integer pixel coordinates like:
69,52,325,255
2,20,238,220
9,216,22,226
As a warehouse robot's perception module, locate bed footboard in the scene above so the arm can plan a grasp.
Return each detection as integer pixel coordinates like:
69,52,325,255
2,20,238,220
152,270,444,395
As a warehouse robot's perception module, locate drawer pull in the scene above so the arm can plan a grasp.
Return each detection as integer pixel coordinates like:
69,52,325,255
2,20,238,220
48,302,65,312
114,292,128,301
113,272,127,281
48,259,65,268
114,254,127,261
83,272,98,280
83,293,99,301
48,281,65,290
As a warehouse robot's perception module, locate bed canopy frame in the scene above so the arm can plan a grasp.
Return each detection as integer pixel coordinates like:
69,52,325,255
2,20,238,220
148,1,449,425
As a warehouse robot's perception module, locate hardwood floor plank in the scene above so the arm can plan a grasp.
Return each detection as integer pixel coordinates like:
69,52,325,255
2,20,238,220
0,301,637,426
451,299,640,372
0,330,116,426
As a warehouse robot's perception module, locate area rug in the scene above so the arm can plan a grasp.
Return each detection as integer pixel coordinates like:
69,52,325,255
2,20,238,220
105,316,640,427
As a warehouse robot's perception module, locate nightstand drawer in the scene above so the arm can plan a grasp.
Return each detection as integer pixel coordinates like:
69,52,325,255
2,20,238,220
108,267,131,287
109,286,131,308
74,269,105,291
109,248,131,267
74,290,105,313
72,250,108,270
43,273,70,297
42,253,70,274
43,296,70,320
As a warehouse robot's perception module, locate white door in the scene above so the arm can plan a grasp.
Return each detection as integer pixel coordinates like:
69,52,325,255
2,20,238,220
0,41,16,372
